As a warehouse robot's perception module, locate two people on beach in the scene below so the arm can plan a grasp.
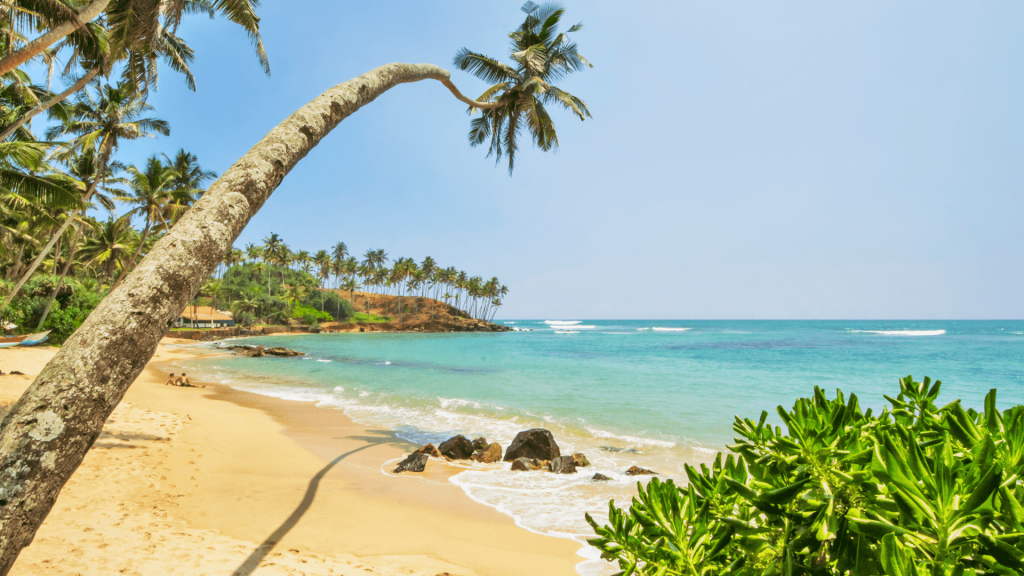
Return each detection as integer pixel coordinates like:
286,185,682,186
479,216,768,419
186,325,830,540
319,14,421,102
164,373,205,388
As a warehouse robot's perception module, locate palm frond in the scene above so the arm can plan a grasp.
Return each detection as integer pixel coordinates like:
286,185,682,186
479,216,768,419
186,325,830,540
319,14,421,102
453,48,520,84
542,87,590,120
467,114,491,147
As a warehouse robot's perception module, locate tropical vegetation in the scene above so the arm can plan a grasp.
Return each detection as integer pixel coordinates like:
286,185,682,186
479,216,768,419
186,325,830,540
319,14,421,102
588,377,1024,576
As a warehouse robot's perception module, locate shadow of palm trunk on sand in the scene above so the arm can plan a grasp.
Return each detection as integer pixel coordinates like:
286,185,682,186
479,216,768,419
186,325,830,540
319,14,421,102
232,431,412,576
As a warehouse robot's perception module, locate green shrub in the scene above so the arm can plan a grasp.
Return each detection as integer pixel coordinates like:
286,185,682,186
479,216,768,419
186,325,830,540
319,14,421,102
588,376,1024,576
292,304,331,325
301,290,353,321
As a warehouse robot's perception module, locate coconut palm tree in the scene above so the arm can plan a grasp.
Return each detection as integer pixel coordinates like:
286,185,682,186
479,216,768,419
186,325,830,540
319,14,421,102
111,155,184,288
454,1,591,173
4,79,168,308
331,241,347,286
313,249,330,308
0,0,268,81
163,148,216,199
77,213,132,281
340,276,359,308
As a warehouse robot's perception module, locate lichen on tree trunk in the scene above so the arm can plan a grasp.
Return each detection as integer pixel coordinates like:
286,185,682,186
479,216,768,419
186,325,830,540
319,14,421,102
0,62,481,574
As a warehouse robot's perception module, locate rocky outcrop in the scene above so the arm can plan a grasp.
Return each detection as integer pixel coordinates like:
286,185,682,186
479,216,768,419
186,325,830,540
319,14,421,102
572,453,590,467
472,437,488,452
474,442,502,464
503,429,561,462
438,435,474,460
591,473,612,481
548,456,577,474
413,443,442,458
225,345,305,358
510,457,546,471
625,465,656,476
392,453,428,473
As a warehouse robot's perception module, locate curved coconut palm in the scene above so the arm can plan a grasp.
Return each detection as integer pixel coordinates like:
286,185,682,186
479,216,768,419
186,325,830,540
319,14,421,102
454,1,591,173
0,3,589,562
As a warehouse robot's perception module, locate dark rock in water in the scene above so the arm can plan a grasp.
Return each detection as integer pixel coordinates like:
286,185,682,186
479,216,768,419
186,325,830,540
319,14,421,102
510,457,545,472
226,345,305,358
266,346,305,357
9,370,23,375
438,435,474,460
625,465,657,476
503,429,561,462
475,443,503,464
392,453,428,473
572,453,590,467
549,456,577,474
413,443,442,458
472,437,489,452
592,473,612,481
600,446,641,454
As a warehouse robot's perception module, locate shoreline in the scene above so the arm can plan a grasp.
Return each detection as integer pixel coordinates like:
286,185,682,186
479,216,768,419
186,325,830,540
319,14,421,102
2,340,583,576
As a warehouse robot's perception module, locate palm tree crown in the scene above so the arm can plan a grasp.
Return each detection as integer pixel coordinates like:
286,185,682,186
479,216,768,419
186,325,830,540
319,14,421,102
454,1,592,174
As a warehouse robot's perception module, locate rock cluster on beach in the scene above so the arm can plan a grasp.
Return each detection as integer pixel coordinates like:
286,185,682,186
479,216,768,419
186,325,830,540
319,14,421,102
391,427,661,479
223,345,305,358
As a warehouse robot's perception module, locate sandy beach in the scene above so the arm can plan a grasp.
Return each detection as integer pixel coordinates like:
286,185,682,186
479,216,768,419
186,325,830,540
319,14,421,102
0,339,581,576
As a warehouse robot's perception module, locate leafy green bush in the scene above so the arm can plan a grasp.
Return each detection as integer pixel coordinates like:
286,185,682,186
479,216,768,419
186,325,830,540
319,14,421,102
1,274,104,345
588,377,1024,576
292,304,332,325
302,290,353,321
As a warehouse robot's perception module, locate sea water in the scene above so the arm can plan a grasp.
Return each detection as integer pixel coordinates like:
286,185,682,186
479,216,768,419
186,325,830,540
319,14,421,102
175,320,1024,574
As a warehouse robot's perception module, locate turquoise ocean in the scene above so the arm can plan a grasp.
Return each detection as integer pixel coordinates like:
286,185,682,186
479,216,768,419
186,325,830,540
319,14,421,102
174,320,1023,574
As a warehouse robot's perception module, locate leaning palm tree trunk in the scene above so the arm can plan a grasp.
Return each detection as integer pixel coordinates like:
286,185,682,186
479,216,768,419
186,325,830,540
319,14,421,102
0,63,499,574
0,0,110,78
0,68,102,142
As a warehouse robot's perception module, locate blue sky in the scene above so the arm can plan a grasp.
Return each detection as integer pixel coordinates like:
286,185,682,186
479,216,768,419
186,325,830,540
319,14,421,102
41,1,1024,319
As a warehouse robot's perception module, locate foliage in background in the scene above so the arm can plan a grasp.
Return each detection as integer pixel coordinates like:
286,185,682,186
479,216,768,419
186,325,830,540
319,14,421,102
588,377,1024,576
1,275,103,344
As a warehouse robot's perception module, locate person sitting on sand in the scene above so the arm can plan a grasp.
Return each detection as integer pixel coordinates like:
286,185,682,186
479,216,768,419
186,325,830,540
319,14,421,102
174,373,205,388
165,373,177,386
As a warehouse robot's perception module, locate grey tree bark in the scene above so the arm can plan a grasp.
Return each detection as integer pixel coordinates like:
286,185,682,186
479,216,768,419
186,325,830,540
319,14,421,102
0,63,498,574
0,0,110,78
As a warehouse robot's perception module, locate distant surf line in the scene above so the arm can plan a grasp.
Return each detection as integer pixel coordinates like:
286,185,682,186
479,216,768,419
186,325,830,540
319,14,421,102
850,329,946,336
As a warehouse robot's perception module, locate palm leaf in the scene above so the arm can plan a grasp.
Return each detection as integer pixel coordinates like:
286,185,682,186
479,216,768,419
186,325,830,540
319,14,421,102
453,49,520,84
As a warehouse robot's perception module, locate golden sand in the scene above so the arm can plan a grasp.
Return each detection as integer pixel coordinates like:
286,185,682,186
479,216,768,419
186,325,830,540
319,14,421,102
0,339,580,575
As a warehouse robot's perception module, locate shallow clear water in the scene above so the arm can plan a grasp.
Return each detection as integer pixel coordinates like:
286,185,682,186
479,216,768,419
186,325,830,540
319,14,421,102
176,320,1024,574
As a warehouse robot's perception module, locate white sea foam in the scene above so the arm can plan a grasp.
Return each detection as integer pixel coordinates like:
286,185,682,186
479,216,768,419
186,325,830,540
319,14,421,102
545,320,582,325
505,322,516,324
851,329,946,336
359,391,370,397
438,397,482,410
554,330,580,334
637,327,691,332
585,427,677,448
333,386,345,392
316,359,332,363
